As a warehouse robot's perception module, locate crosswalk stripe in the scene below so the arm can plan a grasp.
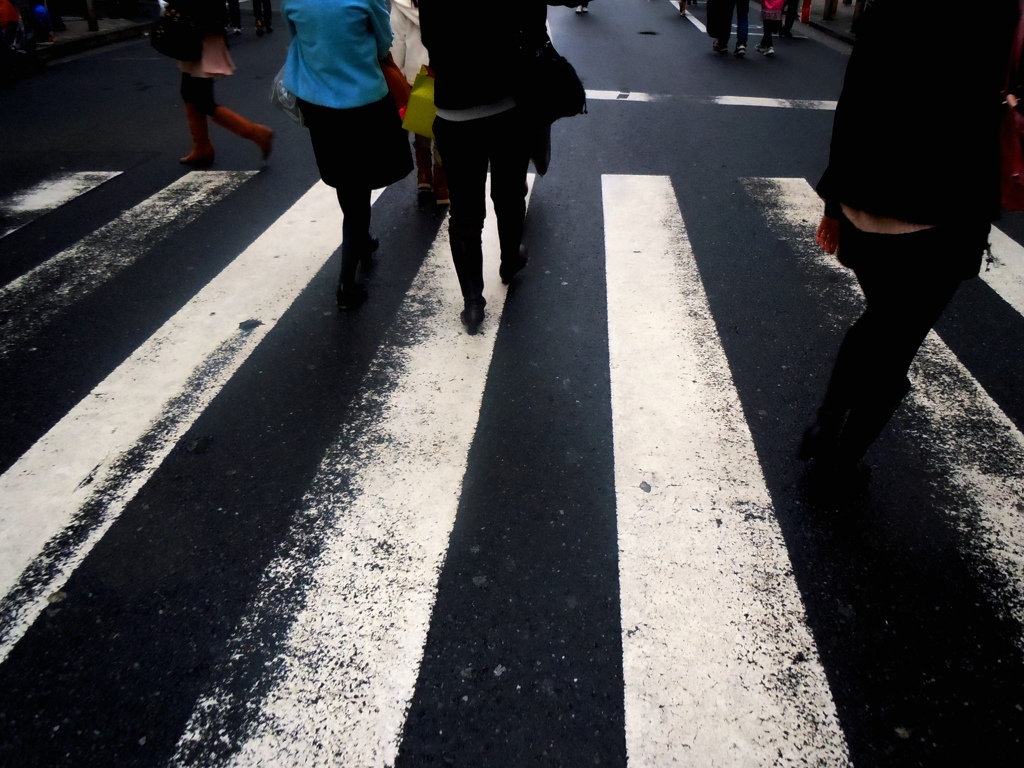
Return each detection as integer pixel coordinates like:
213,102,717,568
603,175,850,765
170,179,533,767
985,225,1024,320
0,171,121,239
713,95,838,110
745,177,1024,647
586,90,659,102
0,180,376,665
0,171,254,360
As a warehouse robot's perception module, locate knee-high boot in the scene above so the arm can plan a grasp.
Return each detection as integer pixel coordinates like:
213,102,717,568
210,106,274,160
449,222,486,333
336,242,368,310
413,134,433,195
180,103,215,168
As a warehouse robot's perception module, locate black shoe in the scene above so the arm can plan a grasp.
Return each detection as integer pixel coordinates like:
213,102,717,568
499,245,529,285
460,300,485,334
336,283,368,310
779,29,794,38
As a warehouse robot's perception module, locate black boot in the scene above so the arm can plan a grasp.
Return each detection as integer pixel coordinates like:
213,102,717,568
833,376,911,467
336,242,367,310
449,222,486,333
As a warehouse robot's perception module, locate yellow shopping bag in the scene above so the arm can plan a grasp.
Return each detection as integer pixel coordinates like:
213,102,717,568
402,66,436,139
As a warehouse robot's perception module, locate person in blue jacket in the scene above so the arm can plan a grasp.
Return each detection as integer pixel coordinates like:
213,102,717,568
282,0,412,310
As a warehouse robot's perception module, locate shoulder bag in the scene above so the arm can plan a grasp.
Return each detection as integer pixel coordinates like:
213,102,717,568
150,2,202,62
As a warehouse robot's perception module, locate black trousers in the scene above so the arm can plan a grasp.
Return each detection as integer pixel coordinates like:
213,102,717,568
433,108,530,301
818,217,989,460
253,0,272,28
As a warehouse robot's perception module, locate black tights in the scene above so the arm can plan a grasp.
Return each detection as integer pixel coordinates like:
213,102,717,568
336,186,372,286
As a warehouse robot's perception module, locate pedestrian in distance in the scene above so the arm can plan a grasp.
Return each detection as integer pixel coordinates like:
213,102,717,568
225,0,241,34
253,0,273,37
780,0,799,37
707,0,750,58
758,0,784,56
390,0,448,206
281,0,413,311
177,1,273,170
800,0,1020,485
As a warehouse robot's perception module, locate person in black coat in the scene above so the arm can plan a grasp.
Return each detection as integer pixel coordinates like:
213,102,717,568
800,0,1020,480
419,1,572,334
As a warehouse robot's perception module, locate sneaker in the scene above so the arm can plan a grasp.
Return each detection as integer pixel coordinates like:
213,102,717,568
712,40,728,53
229,26,242,36
756,44,775,56
574,5,584,13
734,44,746,58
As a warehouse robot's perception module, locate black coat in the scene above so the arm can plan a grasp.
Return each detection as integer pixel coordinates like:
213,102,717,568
817,0,1019,225
175,0,227,37
419,0,557,111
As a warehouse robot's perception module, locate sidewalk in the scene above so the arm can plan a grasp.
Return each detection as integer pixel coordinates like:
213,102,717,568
35,2,160,64
805,0,858,45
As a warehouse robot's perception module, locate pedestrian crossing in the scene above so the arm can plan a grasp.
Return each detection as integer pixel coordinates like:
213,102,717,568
1,168,1023,764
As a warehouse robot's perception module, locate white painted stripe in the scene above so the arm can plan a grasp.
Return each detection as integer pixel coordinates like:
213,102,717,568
985,225,1024,320
586,89,658,103
604,175,849,766
170,178,534,768
714,95,838,110
0,181,377,665
0,172,121,239
745,177,1024,646
672,1,707,33
0,171,254,359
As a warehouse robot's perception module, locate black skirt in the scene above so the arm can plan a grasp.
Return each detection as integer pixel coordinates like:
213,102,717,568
299,95,412,190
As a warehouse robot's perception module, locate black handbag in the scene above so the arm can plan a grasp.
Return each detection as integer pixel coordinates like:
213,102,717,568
150,3,202,62
516,37,587,125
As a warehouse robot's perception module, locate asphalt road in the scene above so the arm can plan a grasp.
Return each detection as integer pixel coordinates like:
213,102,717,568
2,2,1024,766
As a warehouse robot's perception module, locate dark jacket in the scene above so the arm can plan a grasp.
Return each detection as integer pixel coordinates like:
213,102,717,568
176,0,228,37
418,0,554,111
817,0,1019,225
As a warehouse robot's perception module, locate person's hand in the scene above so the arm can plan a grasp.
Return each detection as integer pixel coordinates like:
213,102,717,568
816,216,839,255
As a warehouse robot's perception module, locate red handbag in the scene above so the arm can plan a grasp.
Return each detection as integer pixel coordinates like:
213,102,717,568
1001,2,1024,211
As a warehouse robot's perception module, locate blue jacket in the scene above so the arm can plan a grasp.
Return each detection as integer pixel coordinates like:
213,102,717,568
282,0,393,110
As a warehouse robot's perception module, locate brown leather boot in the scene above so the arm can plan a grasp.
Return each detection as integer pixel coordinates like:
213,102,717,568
211,106,274,161
180,103,215,168
413,134,433,189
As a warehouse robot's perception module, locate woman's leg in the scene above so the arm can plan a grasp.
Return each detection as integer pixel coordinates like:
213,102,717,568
488,110,531,284
434,116,490,332
334,184,373,309
179,74,215,167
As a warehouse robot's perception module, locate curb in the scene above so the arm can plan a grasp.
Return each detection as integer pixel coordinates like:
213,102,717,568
35,21,156,64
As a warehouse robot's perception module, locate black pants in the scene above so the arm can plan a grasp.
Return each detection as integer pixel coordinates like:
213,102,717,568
226,0,241,29
817,217,989,460
782,0,799,32
253,0,272,29
433,108,530,301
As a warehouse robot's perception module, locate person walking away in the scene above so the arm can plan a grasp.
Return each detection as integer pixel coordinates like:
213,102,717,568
758,0,783,55
253,0,272,36
708,0,749,57
282,0,412,310
419,1,556,334
800,0,1019,483
177,0,273,169
390,0,448,205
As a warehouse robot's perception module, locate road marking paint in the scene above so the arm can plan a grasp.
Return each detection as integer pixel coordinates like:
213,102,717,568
714,95,838,110
0,171,254,359
170,178,533,768
985,225,1024,320
0,181,375,665
672,1,707,33
603,174,849,766
746,177,1024,646
0,172,121,239
586,89,658,102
